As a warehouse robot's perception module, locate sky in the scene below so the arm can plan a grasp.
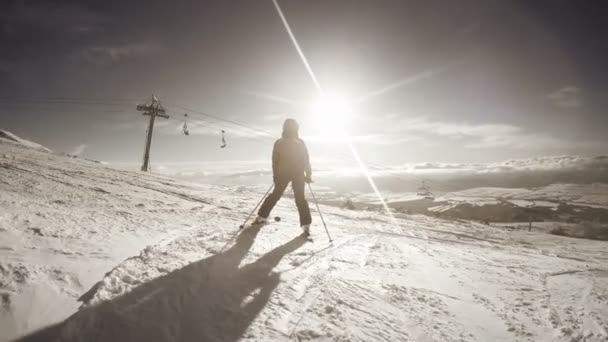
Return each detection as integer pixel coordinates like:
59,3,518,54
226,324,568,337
1,0,607,169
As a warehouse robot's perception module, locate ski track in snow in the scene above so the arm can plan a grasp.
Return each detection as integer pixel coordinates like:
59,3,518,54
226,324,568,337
1,140,608,342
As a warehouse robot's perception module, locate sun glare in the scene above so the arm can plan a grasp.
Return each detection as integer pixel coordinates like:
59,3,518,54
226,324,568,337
309,94,353,141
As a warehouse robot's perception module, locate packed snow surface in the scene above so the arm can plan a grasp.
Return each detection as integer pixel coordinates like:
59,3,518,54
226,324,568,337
1,139,608,342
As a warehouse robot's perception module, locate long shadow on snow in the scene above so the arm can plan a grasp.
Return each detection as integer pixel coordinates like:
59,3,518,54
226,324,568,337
16,224,306,342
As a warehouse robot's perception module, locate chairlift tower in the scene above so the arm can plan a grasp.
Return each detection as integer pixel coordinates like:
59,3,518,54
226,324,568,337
417,180,434,199
137,95,169,172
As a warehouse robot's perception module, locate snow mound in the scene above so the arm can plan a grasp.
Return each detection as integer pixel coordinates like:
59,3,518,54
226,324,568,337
0,129,51,153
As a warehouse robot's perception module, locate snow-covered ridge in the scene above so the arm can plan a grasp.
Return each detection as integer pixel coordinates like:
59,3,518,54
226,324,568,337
137,154,608,195
2,138,608,342
436,183,608,210
112,154,608,179
0,129,52,153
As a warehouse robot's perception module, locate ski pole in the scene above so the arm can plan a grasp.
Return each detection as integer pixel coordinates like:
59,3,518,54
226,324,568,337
239,184,274,229
307,183,333,243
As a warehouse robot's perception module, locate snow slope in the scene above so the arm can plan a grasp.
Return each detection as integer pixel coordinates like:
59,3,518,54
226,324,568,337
2,139,608,342
0,130,51,153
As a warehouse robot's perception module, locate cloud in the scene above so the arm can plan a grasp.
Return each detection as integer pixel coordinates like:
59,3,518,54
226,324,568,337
106,154,608,195
489,155,602,171
240,90,302,107
80,43,161,65
356,62,457,104
401,155,608,174
304,134,419,145
119,155,608,193
547,86,582,108
393,117,586,150
332,114,588,149
413,162,468,170
401,117,520,138
70,144,87,157
262,113,286,122
405,155,605,172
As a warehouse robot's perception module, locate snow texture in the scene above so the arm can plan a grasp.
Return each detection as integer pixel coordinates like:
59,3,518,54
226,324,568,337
1,138,608,342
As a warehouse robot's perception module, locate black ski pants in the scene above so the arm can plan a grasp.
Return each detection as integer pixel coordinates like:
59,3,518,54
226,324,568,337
258,175,312,226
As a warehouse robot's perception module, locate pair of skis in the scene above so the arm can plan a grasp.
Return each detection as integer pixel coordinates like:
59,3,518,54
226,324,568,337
238,184,330,242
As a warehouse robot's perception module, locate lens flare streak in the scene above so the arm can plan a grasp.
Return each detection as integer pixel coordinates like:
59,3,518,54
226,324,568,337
355,64,452,104
272,0,323,94
348,143,401,226
272,0,406,225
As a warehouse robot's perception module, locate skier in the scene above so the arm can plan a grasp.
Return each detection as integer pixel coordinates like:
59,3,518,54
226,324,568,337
253,118,312,234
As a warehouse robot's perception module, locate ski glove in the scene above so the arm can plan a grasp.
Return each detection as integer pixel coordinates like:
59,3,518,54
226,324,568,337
305,175,313,183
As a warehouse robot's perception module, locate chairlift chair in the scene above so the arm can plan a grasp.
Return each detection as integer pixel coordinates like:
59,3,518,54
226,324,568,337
220,130,227,148
182,113,190,136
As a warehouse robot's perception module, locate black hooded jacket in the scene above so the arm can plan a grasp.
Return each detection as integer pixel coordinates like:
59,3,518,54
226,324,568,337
272,125,311,179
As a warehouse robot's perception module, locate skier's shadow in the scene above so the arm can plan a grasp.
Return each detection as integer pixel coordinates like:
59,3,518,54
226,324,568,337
16,224,306,342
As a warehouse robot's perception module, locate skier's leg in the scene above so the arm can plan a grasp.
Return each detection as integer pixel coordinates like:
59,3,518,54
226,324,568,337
258,178,289,219
292,177,312,226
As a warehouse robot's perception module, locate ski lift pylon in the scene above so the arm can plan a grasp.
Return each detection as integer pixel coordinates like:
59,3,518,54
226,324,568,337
416,180,434,200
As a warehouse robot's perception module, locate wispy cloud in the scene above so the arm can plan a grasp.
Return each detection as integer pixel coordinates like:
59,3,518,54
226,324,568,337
401,155,608,174
304,134,420,145
355,63,456,104
400,117,520,138
240,89,303,107
80,43,161,65
387,116,589,150
547,86,582,108
262,113,286,122
464,132,579,150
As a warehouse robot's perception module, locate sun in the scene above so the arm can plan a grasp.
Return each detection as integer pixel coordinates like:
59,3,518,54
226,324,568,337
309,94,353,141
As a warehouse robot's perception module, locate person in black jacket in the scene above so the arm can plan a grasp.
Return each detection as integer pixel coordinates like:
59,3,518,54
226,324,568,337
254,118,312,234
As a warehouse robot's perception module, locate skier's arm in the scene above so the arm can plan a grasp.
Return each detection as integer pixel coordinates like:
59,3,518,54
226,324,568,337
303,142,312,181
272,140,280,182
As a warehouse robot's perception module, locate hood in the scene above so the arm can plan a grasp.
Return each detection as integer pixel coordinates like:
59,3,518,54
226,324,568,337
282,118,299,139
